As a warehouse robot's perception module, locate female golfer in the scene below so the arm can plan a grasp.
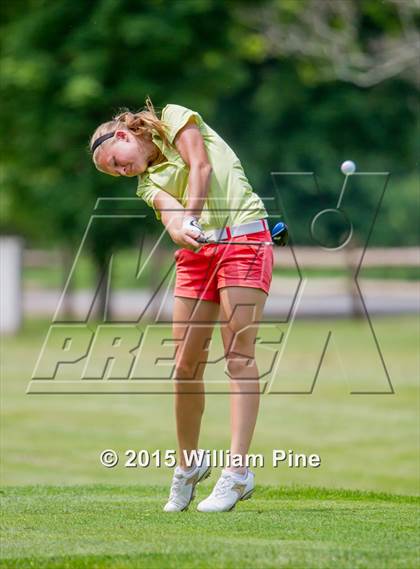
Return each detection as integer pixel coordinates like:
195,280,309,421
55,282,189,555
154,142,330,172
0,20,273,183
90,100,273,512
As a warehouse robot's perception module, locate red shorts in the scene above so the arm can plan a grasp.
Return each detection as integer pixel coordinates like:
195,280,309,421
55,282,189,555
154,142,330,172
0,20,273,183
174,228,274,304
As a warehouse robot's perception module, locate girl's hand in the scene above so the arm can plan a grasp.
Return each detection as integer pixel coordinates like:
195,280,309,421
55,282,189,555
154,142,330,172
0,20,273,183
182,215,205,240
171,227,202,251
152,191,205,251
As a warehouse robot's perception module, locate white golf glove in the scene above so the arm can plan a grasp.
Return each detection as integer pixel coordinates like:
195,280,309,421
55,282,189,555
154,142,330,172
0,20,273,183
182,215,205,241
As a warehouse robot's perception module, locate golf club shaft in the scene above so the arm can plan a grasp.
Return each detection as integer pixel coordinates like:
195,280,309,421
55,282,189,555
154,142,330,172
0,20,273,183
200,239,274,246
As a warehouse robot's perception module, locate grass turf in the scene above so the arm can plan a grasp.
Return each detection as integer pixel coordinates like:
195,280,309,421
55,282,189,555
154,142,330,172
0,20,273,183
0,317,419,494
1,317,419,567
1,485,419,569
2,317,418,493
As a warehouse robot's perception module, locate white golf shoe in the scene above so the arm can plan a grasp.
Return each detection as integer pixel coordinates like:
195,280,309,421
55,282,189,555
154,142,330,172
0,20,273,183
163,454,212,512
197,468,255,512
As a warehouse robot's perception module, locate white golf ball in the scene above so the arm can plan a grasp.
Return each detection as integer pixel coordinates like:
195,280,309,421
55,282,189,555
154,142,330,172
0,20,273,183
341,160,356,175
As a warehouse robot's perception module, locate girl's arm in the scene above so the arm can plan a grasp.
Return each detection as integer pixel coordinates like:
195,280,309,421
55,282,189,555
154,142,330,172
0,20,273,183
174,119,212,220
153,190,202,250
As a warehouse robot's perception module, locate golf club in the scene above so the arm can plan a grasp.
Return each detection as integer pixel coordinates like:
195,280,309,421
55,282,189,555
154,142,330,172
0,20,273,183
197,221,288,247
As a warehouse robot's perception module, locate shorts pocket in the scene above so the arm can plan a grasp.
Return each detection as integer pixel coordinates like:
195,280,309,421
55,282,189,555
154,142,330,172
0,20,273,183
243,229,271,241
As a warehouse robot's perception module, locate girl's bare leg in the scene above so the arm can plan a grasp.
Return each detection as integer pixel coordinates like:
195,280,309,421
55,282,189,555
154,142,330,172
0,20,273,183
172,296,219,468
219,287,268,475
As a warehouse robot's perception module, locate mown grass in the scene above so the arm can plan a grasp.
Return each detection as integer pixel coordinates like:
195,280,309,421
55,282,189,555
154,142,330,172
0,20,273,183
1,316,418,494
1,317,418,567
1,485,419,568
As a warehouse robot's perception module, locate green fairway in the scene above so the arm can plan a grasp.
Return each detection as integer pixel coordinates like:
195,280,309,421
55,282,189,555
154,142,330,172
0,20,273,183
1,316,418,494
1,485,418,569
1,316,418,568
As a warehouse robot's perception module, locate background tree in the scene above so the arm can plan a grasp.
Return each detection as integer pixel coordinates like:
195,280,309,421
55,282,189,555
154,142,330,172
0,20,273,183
0,0,248,317
239,0,420,87
1,0,418,312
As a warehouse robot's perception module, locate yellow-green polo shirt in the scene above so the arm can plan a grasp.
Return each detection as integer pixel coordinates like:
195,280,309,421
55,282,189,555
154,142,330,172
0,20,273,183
137,104,267,231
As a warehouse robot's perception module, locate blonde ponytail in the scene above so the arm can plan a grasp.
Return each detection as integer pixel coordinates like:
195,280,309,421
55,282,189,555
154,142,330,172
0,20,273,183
89,97,168,160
